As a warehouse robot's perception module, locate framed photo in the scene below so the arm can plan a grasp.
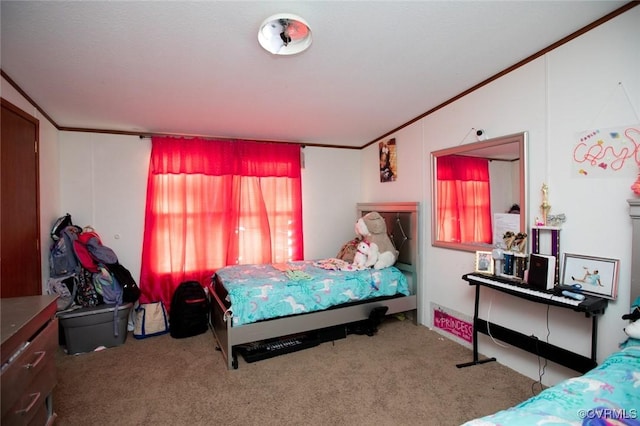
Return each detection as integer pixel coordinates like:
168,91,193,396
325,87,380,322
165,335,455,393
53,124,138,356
561,253,619,300
379,138,397,182
475,251,494,274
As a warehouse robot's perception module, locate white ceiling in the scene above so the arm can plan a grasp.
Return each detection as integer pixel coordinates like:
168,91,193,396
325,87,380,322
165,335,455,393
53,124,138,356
0,1,631,148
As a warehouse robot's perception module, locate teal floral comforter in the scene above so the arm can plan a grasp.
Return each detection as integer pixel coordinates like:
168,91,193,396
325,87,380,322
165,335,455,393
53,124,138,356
463,345,640,426
215,259,410,326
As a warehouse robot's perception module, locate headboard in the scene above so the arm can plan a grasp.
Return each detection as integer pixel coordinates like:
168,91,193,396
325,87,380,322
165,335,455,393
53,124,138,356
357,202,420,293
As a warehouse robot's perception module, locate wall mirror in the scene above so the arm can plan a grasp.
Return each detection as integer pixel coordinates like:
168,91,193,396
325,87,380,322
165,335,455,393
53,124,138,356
430,132,528,252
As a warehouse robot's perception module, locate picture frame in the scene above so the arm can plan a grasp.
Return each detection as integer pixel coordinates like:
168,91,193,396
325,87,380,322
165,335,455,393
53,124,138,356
561,253,619,300
474,250,494,274
379,138,397,182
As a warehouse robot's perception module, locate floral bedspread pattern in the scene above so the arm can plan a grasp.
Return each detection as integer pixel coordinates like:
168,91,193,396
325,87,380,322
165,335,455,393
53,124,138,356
463,345,640,426
215,259,410,326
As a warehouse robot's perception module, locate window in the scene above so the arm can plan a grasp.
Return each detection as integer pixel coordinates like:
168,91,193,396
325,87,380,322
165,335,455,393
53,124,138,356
436,155,492,244
139,137,303,310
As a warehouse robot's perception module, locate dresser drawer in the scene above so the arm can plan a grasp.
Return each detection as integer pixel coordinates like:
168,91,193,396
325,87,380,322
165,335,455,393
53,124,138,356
1,318,57,420
2,356,55,426
26,400,49,426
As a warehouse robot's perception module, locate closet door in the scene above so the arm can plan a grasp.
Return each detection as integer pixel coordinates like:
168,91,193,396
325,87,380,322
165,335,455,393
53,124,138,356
1,98,41,297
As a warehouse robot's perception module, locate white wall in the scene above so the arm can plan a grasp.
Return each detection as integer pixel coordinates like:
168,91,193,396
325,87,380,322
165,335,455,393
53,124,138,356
58,133,149,281
301,146,362,259
489,160,518,215
361,8,640,385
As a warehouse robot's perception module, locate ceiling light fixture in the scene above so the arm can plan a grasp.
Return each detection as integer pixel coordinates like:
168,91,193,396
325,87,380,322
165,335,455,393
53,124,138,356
258,13,312,55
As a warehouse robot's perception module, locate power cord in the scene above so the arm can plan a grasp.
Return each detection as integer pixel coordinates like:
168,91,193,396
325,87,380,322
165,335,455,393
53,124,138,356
531,305,551,395
485,295,554,395
486,296,509,348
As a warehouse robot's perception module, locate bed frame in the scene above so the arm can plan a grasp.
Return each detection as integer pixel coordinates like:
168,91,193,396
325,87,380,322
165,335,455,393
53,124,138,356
210,202,421,369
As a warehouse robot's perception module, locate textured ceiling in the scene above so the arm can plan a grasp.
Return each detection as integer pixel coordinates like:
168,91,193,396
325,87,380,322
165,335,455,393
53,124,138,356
0,1,631,148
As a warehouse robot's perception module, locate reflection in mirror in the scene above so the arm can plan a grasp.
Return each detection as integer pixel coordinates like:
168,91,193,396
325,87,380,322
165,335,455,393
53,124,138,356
430,132,528,252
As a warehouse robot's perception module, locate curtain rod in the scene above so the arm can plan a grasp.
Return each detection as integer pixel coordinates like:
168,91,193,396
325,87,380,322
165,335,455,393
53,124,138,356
138,134,308,148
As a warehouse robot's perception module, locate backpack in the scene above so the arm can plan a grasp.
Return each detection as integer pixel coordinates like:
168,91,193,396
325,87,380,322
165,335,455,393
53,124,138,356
92,268,125,337
75,268,102,307
49,225,82,278
93,268,123,305
50,213,73,241
73,227,118,273
106,262,141,304
46,274,78,311
169,281,209,339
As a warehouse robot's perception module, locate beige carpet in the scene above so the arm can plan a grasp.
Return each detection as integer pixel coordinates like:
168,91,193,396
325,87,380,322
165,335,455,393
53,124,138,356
54,318,537,426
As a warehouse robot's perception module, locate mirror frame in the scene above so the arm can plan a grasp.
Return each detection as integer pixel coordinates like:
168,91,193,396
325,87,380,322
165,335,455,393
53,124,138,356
430,131,529,252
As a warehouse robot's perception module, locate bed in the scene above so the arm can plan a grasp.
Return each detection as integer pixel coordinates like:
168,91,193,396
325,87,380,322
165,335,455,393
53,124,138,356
209,202,420,369
462,294,640,426
462,342,640,425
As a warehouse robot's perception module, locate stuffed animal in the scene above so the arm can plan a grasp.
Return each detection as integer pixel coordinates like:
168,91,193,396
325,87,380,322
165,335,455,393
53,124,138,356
625,318,640,340
365,241,380,268
336,237,362,263
620,296,640,348
352,241,368,268
355,212,398,269
352,240,374,269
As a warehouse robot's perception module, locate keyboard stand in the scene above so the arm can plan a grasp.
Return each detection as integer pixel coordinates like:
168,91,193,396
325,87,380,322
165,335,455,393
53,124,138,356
456,283,497,368
456,273,608,374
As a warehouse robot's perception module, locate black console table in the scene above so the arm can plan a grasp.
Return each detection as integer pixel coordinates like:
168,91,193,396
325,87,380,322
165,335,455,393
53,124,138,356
457,273,608,374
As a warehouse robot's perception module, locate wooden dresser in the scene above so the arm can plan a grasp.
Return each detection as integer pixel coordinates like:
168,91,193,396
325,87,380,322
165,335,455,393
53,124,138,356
1,295,58,426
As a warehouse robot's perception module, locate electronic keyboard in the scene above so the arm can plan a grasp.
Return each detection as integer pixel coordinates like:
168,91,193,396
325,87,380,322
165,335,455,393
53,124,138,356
234,324,349,364
235,334,321,363
463,273,608,315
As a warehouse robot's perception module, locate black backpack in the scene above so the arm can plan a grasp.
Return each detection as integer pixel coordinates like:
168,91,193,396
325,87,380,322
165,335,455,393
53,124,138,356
169,281,209,339
106,262,141,304
50,213,73,241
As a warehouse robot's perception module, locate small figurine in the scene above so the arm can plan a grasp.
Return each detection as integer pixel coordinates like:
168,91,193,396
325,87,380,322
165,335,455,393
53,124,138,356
513,232,528,254
503,231,516,251
540,183,551,226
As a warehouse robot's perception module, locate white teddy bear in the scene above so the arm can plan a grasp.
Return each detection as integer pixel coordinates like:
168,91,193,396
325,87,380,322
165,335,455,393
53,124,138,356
352,240,378,269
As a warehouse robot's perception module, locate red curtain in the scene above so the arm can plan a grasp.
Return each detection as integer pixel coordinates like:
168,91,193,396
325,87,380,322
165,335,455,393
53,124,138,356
139,137,303,311
436,155,492,244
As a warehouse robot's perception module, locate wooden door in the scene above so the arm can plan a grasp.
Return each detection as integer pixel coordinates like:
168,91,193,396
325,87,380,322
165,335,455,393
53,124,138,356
1,98,41,297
